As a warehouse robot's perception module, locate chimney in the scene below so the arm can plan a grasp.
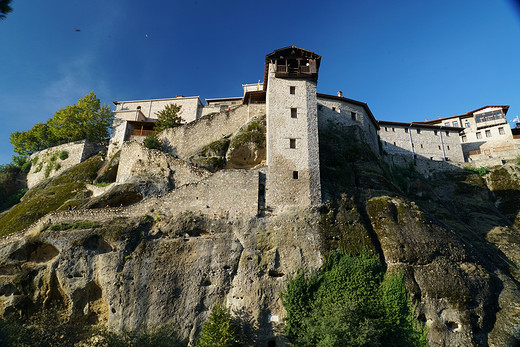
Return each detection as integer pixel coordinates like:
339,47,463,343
337,91,343,97
425,119,429,121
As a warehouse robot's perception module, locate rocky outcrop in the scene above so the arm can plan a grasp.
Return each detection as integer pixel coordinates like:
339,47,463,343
0,125,519,346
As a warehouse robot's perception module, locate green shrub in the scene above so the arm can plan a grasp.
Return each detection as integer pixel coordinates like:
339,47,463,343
58,150,69,160
516,156,520,166
144,134,162,150
196,303,240,347
0,188,28,212
280,250,428,346
465,165,490,177
20,160,32,173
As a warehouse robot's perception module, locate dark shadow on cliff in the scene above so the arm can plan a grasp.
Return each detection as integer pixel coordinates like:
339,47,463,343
318,123,520,345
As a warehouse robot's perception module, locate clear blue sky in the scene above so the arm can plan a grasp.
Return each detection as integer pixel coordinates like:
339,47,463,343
1,0,519,165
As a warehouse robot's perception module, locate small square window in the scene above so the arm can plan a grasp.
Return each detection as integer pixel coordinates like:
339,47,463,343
332,107,336,111
392,128,395,132
445,131,449,136
499,127,505,135
485,130,491,137
290,86,295,94
293,171,299,179
351,112,356,121
417,129,421,134
452,121,458,127
385,127,388,132
444,122,450,126
438,145,441,150
462,135,467,142
420,144,423,149
465,122,470,128
447,145,450,150
476,132,482,139
291,108,297,118
434,130,438,135
290,139,296,148
404,128,408,133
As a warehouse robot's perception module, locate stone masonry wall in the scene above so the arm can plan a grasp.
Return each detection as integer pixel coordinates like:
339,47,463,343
159,104,266,159
115,97,203,123
20,169,260,237
265,64,321,210
27,140,103,189
379,125,464,162
317,97,379,155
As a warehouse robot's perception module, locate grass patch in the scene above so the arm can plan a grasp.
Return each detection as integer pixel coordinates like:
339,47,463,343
48,221,100,231
93,181,112,187
0,156,102,236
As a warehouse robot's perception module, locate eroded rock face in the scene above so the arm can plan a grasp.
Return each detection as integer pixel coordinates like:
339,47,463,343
0,209,323,345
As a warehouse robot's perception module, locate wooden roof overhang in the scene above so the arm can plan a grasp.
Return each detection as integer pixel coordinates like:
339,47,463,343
127,120,156,128
243,90,266,104
263,46,322,91
419,105,510,124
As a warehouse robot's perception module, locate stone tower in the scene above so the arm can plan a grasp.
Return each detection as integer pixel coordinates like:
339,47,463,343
265,46,322,210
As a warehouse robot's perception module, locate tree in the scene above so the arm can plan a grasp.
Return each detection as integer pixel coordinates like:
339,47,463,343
10,92,113,156
196,303,240,347
0,0,12,19
143,133,162,150
154,103,184,132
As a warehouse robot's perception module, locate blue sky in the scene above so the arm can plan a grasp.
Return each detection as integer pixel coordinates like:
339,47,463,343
1,0,519,164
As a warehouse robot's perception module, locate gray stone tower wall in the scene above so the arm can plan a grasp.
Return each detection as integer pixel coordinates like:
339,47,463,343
265,63,321,210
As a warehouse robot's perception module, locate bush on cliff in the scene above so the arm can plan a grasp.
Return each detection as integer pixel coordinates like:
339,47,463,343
281,250,428,346
144,133,162,150
196,303,240,347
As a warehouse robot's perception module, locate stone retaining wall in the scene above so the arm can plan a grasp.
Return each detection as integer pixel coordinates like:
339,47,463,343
159,104,266,158
27,140,103,188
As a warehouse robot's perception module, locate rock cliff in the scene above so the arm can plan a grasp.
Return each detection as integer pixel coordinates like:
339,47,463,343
0,124,519,346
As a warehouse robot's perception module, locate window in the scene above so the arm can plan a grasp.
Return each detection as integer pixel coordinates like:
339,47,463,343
462,135,467,142
465,122,470,128
434,130,438,135
445,131,449,136
292,171,298,179
385,127,388,131
351,112,356,121
332,107,336,112
417,129,421,134
289,138,296,148
404,128,408,133
444,122,450,126
290,86,295,94
438,145,441,150
392,128,395,132
476,132,482,139
447,145,450,150
291,108,297,118
393,142,396,146
485,129,491,137
420,144,423,149
452,121,458,127
499,127,505,135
